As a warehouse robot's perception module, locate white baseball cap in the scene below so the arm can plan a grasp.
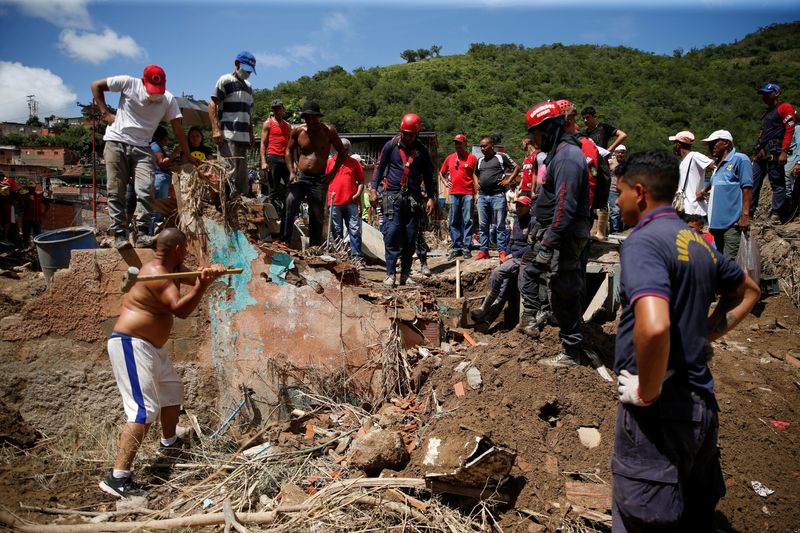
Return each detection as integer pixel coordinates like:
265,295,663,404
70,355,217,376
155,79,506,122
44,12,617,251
614,144,627,152
701,130,733,143
668,131,695,144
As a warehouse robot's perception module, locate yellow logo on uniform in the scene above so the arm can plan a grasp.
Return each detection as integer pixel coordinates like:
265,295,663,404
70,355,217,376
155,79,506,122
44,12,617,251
676,229,716,263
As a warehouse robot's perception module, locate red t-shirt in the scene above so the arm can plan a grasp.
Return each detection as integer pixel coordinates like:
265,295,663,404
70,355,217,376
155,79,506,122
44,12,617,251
579,137,599,206
520,152,536,192
266,117,291,157
22,192,45,222
326,156,364,206
440,151,478,195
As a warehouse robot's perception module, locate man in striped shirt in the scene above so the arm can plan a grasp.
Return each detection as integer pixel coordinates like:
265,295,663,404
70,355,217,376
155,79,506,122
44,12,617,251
209,51,256,195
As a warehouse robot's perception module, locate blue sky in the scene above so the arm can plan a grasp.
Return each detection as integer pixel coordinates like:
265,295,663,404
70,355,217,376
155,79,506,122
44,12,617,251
0,0,798,123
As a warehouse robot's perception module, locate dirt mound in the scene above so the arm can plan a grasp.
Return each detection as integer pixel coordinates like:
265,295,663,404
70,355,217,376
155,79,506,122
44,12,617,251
758,220,800,306
0,399,39,447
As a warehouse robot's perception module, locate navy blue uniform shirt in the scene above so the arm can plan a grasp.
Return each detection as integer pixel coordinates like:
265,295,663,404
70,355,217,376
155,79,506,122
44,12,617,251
614,206,744,394
533,139,591,248
508,212,535,258
371,137,435,196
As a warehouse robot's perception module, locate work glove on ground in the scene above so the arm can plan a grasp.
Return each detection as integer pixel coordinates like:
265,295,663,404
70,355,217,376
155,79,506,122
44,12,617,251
617,369,675,407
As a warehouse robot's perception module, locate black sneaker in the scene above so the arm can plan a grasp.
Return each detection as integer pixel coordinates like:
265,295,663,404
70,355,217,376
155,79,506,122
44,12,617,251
159,436,189,459
99,472,147,499
462,249,472,259
447,249,462,261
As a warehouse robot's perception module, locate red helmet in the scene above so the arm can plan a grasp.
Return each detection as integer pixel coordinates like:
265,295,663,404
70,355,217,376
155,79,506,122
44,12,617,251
400,113,422,133
525,100,574,130
554,99,577,116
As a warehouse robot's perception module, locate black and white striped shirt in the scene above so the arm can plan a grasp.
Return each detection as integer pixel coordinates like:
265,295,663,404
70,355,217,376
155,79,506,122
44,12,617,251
212,73,253,143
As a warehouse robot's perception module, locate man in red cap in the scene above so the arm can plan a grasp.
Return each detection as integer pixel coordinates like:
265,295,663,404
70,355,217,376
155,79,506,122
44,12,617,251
92,65,194,250
440,134,478,260
471,195,535,324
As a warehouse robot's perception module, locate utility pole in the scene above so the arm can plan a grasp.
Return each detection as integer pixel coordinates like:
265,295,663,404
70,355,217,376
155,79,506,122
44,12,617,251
77,100,101,228
26,94,38,119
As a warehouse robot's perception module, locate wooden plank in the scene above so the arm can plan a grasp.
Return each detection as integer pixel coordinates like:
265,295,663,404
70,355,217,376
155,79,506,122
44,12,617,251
582,273,609,322
565,480,612,511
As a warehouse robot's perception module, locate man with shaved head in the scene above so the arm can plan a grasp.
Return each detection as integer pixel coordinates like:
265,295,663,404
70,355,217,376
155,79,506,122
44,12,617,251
100,228,226,499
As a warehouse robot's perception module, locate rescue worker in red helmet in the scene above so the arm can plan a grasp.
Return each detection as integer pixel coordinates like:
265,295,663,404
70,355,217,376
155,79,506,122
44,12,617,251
369,113,435,287
518,100,592,367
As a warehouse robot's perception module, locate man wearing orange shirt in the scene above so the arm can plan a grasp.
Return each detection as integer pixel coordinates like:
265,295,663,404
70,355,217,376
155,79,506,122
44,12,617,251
260,100,292,224
441,134,479,260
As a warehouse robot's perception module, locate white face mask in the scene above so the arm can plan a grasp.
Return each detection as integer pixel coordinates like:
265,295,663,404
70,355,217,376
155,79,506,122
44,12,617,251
147,93,164,103
237,68,251,80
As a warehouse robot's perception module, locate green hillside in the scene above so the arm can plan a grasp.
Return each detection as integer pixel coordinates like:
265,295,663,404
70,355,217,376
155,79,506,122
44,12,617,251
252,21,800,162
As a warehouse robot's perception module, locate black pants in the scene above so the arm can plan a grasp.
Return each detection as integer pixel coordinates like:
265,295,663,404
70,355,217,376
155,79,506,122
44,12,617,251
415,208,429,262
267,155,289,223
612,385,724,532
518,231,588,349
282,173,328,246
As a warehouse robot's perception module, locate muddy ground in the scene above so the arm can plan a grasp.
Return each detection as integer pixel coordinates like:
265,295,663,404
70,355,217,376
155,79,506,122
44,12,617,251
0,246,799,531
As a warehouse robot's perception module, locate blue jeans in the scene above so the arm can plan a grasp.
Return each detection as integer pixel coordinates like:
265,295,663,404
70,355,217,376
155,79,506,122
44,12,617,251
448,194,474,252
331,202,362,257
608,189,623,233
151,172,171,232
477,193,509,252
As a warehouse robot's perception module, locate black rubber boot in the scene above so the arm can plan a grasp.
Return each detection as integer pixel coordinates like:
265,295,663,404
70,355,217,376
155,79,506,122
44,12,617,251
471,290,500,323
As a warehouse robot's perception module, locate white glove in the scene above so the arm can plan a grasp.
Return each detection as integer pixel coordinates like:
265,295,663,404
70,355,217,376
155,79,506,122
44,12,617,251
617,369,674,407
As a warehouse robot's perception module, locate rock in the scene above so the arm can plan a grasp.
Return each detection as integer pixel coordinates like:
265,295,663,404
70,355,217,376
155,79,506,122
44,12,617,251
454,361,470,373
376,404,406,427
279,483,309,505
750,323,760,331
466,367,482,390
116,496,148,512
577,427,601,449
348,429,410,475
440,342,454,353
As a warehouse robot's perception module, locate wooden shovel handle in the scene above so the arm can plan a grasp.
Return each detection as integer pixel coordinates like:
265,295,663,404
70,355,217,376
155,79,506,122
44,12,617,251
136,268,243,282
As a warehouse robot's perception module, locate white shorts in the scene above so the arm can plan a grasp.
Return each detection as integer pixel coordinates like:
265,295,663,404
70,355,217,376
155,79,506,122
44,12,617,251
108,333,183,424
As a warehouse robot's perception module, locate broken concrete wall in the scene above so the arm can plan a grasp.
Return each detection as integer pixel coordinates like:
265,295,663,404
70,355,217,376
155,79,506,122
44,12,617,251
205,221,390,415
0,222,391,434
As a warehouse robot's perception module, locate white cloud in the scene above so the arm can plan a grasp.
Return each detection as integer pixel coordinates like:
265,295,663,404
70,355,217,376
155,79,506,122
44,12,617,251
10,0,91,29
58,28,144,64
0,61,77,122
323,12,349,32
255,52,291,68
287,45,317,61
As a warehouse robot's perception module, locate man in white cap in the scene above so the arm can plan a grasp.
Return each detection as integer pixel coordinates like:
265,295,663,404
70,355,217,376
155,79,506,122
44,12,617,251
670,131,714,218
699,130,753,257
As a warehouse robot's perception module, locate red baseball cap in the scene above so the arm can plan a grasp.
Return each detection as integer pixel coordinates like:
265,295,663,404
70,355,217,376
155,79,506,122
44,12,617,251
453,134,467,143
514,195,532,206
142,64,166,95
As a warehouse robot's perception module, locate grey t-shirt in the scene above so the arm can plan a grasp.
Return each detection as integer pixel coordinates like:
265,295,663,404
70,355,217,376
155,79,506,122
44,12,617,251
476,152,516,195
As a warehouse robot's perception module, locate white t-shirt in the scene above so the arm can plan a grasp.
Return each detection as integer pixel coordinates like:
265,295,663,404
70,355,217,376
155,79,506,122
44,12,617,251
677,151,713,216
103,76,181,147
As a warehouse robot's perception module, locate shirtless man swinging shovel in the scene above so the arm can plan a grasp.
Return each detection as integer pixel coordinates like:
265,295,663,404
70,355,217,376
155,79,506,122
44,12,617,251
100,228,227,498
281,100,346,246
